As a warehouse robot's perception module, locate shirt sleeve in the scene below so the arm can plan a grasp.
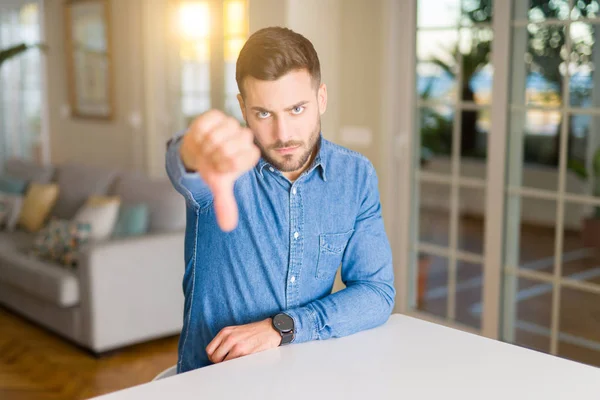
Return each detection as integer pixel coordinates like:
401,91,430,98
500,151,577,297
165,130,213,209
285,164,396,343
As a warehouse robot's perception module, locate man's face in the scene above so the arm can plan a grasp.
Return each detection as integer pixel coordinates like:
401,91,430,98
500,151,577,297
237,69,327,174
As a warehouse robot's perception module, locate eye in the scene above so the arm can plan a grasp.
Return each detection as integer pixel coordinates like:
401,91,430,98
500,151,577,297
257,111,271,119
291,106,305,115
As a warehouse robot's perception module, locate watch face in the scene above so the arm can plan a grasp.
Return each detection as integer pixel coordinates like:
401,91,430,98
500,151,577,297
273,313,294,332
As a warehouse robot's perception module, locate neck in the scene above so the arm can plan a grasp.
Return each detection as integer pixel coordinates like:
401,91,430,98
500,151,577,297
283,146,318,182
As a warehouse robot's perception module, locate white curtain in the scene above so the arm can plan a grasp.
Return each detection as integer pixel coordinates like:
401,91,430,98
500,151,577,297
0,1,42,169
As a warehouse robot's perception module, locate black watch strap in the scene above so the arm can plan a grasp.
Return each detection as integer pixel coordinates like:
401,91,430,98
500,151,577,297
280,329,294,345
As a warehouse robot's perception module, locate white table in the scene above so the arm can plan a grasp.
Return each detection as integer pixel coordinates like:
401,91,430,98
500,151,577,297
92,314,600,399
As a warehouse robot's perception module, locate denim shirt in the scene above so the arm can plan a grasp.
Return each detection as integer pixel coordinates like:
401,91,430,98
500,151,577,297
165,132,395,373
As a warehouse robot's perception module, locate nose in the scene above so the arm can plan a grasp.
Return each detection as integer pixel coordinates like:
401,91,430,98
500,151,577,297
274,115,292,143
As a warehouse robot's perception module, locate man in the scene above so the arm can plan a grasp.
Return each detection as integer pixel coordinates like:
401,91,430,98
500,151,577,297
166,26,395,373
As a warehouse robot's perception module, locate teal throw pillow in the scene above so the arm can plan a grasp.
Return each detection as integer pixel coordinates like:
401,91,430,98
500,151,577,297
0,174,27,194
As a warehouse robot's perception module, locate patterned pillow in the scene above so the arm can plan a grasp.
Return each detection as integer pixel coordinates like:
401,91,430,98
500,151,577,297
32,218,92,269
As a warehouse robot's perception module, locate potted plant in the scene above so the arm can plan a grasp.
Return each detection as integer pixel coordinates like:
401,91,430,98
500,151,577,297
569,148,600,249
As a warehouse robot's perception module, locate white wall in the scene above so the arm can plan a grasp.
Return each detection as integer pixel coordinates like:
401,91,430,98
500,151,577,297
44,0,146,171
286,0,341,144
248,0,287,32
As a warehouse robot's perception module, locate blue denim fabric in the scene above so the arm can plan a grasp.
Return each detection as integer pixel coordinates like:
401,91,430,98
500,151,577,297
165,132,395,373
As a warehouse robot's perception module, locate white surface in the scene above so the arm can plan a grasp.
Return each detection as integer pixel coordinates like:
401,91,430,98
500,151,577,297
92,314,600,400
152,365,177,381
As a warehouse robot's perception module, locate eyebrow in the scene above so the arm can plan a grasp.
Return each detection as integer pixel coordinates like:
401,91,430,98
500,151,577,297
250,101,309,113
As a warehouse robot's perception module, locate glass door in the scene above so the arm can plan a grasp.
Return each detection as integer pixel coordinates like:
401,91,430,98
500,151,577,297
501,0,600,368
406,0,494,334
398,0,600,368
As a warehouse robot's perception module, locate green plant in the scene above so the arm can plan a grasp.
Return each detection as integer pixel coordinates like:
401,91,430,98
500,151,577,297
418,78,451,167
569,148,600,218
430,32,491,157
0,43,45,68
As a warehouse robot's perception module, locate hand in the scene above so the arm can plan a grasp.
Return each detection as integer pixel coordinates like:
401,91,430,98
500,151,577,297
206,318,282,364
180,110,261,232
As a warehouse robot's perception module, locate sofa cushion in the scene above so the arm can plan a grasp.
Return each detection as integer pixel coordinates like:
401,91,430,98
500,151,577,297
0,231,79,307
3,158,55,184
0,174,28,194
19,183,60,232
0,193,24,231
111,173,185,233
112,203,149,238
73,199,120,241
52,163,118,220
32,218,92,269
0,229,36,250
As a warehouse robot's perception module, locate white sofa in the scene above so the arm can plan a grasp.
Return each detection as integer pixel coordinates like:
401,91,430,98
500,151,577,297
0,159,186,354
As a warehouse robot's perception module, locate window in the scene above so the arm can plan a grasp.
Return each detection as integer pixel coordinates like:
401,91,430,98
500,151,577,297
417,0,493,165
511,1,600,170
418,0,600,169
0,1,43,166
412,0,494,331
171,0,248,129
407,0,600,367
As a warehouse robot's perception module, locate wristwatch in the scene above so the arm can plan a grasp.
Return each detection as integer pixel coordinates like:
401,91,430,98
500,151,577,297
272,313,295,345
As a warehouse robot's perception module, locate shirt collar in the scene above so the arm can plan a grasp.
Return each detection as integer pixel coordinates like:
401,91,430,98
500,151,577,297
256,134,328,182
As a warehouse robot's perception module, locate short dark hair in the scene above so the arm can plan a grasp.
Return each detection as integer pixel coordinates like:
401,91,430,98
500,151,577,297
236,27,321,97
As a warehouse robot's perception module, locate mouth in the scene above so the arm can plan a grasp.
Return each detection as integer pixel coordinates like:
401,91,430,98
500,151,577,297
274,145,300,155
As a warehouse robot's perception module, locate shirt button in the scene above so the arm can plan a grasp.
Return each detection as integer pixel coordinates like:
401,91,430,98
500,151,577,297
269,167,275,172
292,188,297,195
294,232,299,239
290,276,296,283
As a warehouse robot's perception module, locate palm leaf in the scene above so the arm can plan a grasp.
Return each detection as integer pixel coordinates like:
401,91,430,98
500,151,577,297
431,56,456,79
0,43,45,68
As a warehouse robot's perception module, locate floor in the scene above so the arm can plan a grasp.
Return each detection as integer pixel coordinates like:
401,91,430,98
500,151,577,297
0,306,178,400
417,209,600,368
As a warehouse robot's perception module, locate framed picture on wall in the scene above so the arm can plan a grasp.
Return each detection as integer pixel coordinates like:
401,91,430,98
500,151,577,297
64,0,113,119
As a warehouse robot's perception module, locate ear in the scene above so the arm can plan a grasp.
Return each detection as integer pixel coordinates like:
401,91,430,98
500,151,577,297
317,83,327,115
237,93,247,122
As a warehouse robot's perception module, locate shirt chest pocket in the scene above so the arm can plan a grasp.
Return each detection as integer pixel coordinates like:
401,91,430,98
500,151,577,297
316,229,354,280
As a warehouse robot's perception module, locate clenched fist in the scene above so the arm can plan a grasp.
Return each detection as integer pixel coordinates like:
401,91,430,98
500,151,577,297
180,110,261,232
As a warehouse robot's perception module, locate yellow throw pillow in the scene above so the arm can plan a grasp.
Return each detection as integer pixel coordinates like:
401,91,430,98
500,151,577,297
86,195,120,207
18,183,60,232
